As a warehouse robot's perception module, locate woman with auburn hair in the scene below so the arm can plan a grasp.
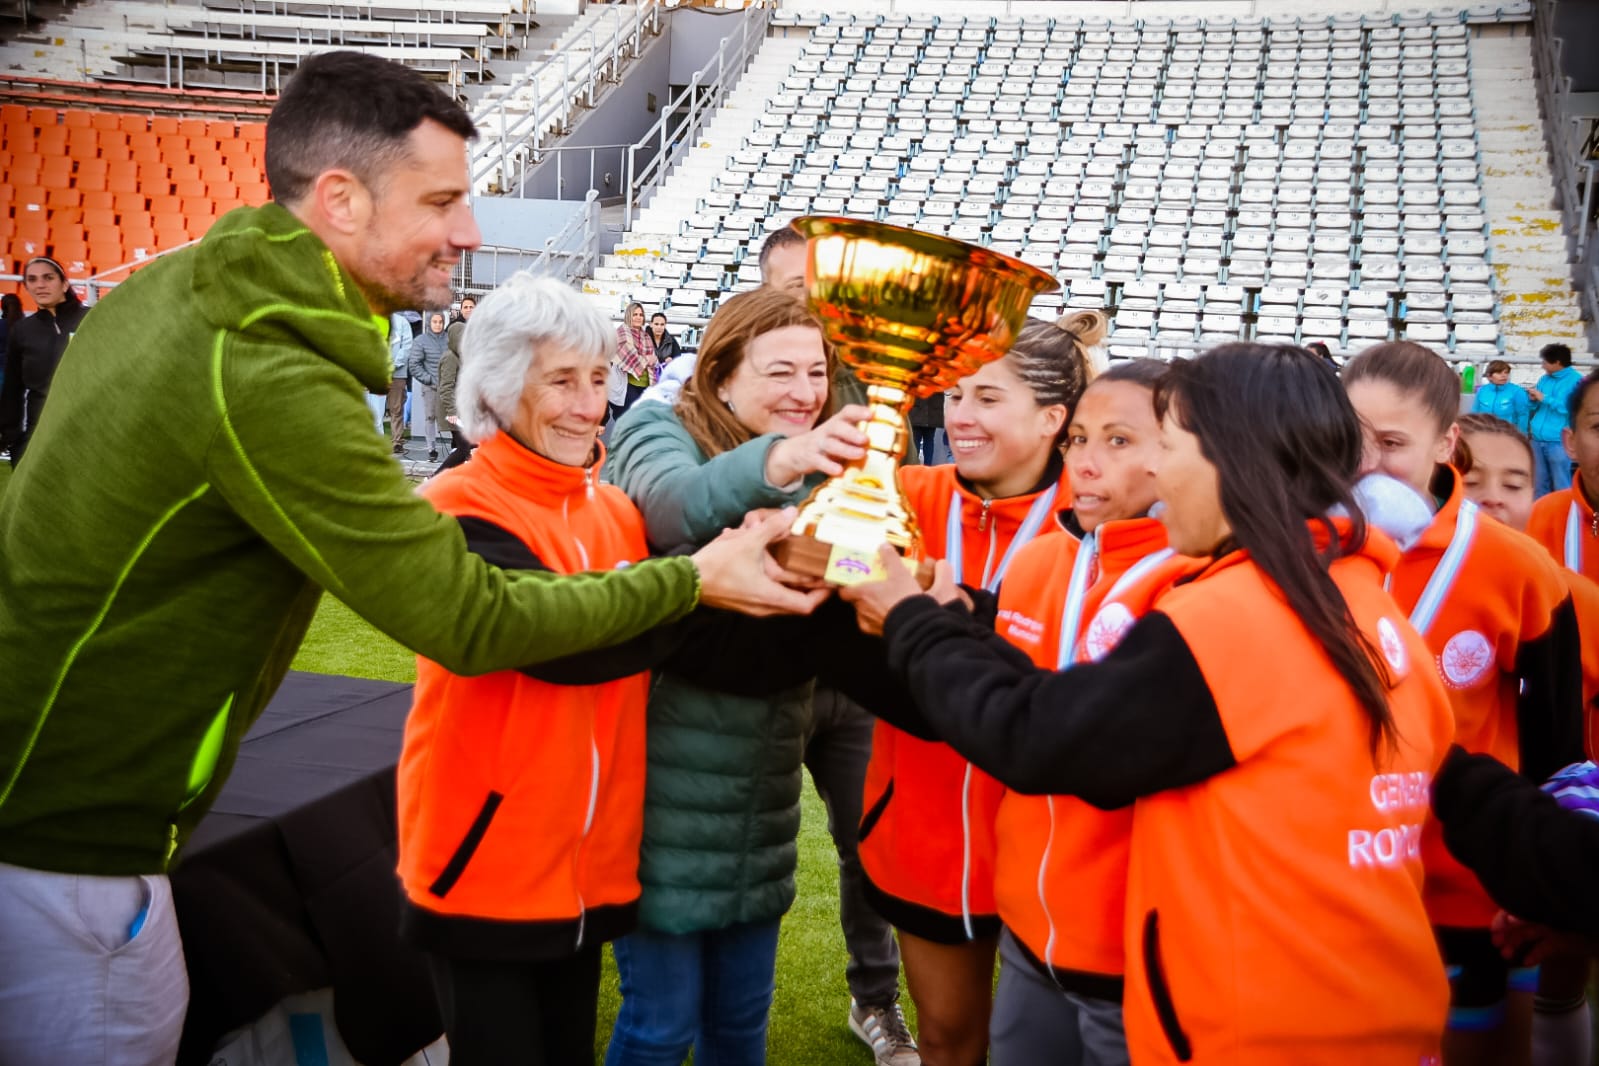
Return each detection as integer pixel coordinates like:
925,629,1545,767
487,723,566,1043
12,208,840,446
1344,341,1584,1066
601,286,875,1066
857,311,1100,1066
844,343,1456,1065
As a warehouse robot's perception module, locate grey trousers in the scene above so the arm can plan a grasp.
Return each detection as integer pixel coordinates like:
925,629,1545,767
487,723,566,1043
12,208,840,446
0,860,188,1066
806,687,902,1007
991,928,1128,1066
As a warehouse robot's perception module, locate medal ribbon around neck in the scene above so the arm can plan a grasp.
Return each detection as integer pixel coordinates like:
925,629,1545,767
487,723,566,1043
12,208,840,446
1409,499,1479,638
945,483,1059,592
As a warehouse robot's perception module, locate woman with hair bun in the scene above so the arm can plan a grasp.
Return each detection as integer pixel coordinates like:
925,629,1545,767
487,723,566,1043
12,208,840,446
857,311,1101,1066
846,343,1456,1065
1344,341,1584,1066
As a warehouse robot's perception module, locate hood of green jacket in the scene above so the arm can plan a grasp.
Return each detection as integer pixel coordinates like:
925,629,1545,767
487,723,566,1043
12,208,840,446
191,204,392,394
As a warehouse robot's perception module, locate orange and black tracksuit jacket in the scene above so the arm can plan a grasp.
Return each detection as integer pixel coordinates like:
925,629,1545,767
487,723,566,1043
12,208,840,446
1389,469,1584,931
858,457,1067,943
1523,475,1599,755
1528,472,1599,586
398,432,818,960
992,513,1200,1002
876,525,1455,1065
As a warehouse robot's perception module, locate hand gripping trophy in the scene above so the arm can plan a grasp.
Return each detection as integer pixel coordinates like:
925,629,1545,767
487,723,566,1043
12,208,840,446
772,217,1059,585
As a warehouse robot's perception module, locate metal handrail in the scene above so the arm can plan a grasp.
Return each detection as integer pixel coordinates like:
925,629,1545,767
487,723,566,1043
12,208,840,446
451,189,601,293
471,0,662,195
507,141,634,201
623,4,770,229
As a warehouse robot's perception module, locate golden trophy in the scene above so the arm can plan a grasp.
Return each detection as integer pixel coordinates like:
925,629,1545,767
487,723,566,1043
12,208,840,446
772,217,1059,586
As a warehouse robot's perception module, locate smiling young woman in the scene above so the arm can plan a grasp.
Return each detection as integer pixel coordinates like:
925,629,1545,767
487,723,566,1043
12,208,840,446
857,311,1101,1066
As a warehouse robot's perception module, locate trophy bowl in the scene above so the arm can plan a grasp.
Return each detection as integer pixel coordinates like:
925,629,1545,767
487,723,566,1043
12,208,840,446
772,217,1060,586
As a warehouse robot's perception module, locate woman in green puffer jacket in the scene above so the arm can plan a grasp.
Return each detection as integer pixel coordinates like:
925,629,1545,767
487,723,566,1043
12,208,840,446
602,287,872,1066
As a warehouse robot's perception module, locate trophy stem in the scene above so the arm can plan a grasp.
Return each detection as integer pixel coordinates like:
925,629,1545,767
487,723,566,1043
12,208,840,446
773,377,926,586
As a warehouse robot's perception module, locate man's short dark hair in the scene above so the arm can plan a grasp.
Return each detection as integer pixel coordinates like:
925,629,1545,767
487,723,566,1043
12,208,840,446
265,51,478,205
758,226,806,276
1541,343,1573,367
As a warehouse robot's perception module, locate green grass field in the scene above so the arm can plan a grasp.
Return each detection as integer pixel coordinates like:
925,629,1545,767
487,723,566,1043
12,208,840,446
292,594,908,1063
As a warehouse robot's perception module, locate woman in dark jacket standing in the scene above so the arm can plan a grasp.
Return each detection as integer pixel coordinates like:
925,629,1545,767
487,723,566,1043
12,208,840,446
602,287,871,1066
2,257,89,468
649,312,681,367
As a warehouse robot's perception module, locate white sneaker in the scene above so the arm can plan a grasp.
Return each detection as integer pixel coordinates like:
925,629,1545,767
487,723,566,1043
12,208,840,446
849,998,921,1066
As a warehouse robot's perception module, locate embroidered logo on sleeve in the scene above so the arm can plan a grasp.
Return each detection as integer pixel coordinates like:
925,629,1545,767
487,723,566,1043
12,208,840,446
1376,617,1409,677
1438,630,1494,689
1084,602,1136,662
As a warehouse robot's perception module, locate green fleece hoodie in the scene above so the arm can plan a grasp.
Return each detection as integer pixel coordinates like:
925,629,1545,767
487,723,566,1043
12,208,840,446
0,205,700,876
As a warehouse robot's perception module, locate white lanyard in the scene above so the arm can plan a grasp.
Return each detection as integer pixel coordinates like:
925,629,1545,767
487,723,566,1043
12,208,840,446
1055,532,1099,671
1566,502,1585,572
1409,500,1479,638
1055,544,1176,669
945,483,1058,592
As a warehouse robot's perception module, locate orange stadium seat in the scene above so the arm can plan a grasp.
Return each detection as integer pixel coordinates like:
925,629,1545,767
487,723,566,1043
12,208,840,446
206,180,239,201
15,186,47,213
169,161,199,183
150,116,178,136
36,127,66,153
106,162,138,194
112,191,146,215
49,187,82,210
62,109,91,129
181,197,215,220
174,179,206,199
40,157,74,189
239,123,265,142
205,120,234,140
81,189,114,212
237,181,270,204
127,130,158,152
118,114,148,134
178,119,206,140
1,103,27,126
148,194,180,216
8,153,42,186
137,162,170,185
89,112,119,133
66,126,96,152
76,159,108,192
99,140,130,162
83,207,116,230
28,107,57,126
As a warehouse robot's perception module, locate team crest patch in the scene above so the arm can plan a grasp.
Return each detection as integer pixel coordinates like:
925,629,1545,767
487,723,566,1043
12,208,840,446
1084,602,1136,661
1376,617,1408,676
1438,630,1494,689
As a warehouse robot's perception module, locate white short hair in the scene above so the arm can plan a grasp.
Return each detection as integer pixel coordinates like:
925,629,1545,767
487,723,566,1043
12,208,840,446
456,272,615,441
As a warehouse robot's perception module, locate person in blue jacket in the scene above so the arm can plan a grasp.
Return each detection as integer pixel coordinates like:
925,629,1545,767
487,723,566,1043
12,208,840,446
1531,344,1583,496
1472,359,1530,436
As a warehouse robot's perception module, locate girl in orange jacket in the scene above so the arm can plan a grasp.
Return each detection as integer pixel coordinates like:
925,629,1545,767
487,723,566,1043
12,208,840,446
1345,343,1585,1066
1528,370,1599,585
858,311,1099,1066
987,358,1199,1066
1456,411,1599,1065
845,343,1456,1065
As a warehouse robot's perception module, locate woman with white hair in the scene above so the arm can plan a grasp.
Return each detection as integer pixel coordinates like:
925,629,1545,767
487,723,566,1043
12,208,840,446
395,272,830,1066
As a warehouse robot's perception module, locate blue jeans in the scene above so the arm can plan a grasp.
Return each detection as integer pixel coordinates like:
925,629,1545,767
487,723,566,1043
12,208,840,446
1534,438,1573,498
605,920,782,1066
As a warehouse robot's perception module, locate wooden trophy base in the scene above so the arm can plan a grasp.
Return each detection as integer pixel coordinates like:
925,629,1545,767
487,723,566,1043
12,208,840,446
772,533,935,589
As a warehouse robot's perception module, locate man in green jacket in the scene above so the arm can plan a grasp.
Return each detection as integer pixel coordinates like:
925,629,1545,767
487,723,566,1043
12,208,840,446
0,51,819,1064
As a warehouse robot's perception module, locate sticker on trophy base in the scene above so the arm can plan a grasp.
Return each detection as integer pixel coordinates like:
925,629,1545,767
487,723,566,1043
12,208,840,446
824,544,887,586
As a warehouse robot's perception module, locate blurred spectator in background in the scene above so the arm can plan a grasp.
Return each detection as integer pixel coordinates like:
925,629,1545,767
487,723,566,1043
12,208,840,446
1,256,89,468
387,311,414,454
1472,359,1531,436
649,311,680,367
410,310,449,462
611,302,657,424
1531,343,1581,496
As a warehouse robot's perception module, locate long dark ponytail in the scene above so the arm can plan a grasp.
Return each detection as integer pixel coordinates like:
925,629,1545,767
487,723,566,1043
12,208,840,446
1154,344,1396,756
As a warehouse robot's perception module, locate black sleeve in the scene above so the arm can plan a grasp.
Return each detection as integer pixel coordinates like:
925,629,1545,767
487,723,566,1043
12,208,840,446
458,515,815,694
804,598,943,741
1516,595,1586,784
964,585,999,629
1433,747,1599,937
0,326,21,443
883,595,1236,808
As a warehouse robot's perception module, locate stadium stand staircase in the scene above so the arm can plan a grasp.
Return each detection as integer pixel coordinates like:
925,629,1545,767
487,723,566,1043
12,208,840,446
579,2,1586,367
1472,31,1588,365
